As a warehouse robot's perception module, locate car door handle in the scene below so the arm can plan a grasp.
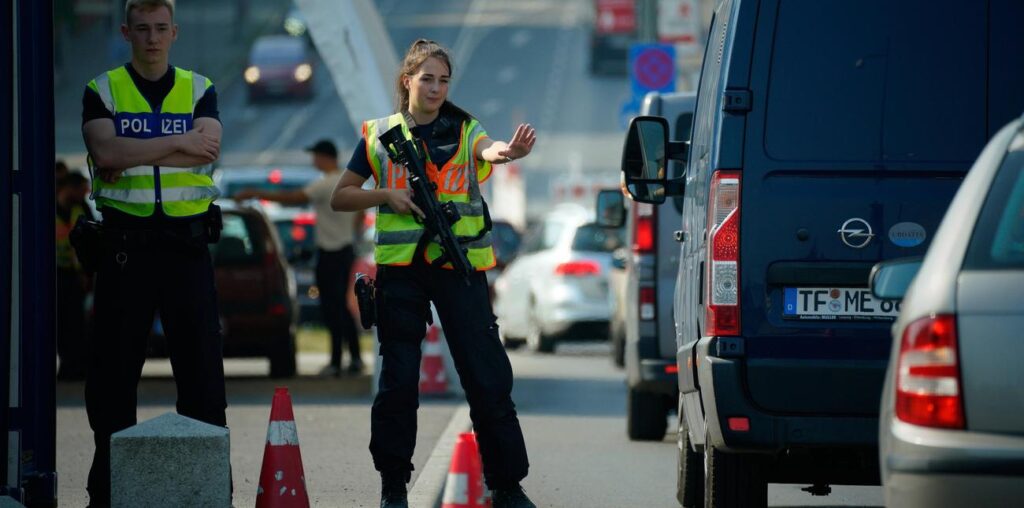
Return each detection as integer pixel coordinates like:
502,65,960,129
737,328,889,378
675,230,686,242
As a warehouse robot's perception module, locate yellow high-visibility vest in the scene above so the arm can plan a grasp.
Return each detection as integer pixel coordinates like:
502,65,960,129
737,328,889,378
87,66,219,217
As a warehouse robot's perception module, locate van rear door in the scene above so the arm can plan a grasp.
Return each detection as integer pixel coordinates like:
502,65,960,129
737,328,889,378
737,0,1024,416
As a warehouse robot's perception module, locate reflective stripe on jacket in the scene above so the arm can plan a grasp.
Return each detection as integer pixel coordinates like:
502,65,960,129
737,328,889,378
363,112,495,270
87,66,218,218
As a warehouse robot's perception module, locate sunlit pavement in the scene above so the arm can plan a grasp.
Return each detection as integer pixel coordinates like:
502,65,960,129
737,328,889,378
56,350,461,508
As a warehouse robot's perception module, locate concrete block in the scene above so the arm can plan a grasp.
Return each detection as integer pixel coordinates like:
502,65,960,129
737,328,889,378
111,412,230,508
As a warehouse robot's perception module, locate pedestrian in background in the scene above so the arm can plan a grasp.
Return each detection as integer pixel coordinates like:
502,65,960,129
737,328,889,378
55,171,92,381
79,0,225,505
234,139,366,377
331,39,538,508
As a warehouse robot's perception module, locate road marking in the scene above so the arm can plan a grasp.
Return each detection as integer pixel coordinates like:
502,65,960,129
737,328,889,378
510,29,532,48
496,66,519,84
408,404,472,507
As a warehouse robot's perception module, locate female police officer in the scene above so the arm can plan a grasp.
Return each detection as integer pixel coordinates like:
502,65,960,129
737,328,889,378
331,39,536,508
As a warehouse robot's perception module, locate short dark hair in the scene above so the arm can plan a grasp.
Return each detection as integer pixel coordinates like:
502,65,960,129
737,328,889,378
306,139,338,159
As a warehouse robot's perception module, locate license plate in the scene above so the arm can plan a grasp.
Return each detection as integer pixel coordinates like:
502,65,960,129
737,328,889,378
783,287,900,321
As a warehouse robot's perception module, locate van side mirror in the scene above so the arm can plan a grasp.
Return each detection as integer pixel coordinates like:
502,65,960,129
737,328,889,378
621,116,688,204
870,258,923,300
596,189,626,228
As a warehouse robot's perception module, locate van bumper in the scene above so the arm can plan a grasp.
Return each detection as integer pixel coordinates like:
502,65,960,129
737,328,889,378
696,337,879,453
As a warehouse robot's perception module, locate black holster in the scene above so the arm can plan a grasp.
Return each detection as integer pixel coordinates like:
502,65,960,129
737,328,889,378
354,273,377,329
69,216,104,273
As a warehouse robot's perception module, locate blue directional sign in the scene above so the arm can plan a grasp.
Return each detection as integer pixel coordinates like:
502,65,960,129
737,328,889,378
629,43,677,100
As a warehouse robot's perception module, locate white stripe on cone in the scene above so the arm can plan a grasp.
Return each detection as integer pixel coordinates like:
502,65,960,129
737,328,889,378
267,420,300,446
443,473,468,504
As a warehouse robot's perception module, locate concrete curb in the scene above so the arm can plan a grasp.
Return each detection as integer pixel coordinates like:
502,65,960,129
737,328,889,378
408,404,472,508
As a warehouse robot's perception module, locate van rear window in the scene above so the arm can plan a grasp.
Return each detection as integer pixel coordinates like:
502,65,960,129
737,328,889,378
764,0,986,164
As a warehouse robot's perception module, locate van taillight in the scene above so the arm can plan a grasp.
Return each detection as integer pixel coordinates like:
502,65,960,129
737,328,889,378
895,315,965,429
633,202,656,254
639,287,655,321
705,171,741,337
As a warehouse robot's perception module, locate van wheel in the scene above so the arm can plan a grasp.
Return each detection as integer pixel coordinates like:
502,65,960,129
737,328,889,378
627,388,668,440
703,427,767,508
269,332,297,378
677,394,704,507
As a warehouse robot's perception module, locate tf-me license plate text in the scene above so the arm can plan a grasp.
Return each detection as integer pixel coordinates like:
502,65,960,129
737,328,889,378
783,287,900,321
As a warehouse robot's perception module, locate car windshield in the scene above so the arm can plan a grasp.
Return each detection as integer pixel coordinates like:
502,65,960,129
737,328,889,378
252,42,304,65
491,222,521,264
572,223,624,253
210,213,260,265
965,136,1024,269
274,219,316,262
222,181,306,198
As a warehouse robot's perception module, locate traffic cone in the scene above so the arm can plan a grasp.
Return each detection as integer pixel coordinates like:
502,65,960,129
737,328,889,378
442,432,491,508
255,387,310,508
420,324,448,395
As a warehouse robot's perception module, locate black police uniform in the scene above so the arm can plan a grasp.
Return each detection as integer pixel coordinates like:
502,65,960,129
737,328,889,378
80,64,227,505
347,109,530,489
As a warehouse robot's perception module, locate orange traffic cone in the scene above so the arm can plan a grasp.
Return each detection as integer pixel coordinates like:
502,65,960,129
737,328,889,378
420,324,448,395
256,387,310,508
442,432,491,508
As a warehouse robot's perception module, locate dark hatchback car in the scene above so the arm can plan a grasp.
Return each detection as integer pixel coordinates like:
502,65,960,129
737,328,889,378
150,204,298,377
244,35,314,102
618,0,1024,506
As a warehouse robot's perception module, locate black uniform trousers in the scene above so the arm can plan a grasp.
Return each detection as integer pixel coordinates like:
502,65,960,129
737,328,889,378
85,234,227,504
369,261,529,489
316,246,362,368
56,266,88,379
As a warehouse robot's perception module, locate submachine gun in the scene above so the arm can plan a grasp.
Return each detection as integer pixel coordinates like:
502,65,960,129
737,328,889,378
378,123,477,282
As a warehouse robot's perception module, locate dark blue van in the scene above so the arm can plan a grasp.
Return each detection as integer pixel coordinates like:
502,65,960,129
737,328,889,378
618,0,1024,506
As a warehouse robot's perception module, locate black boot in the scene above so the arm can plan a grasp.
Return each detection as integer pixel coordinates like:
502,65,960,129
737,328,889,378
380,472,409,508
492,484,537,508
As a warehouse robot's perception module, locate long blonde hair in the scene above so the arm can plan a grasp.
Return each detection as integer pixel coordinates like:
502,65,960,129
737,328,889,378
395,39,471,120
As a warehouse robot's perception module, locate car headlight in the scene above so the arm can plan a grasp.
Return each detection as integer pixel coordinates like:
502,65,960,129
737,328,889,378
244,66,260,84
294,63,313,83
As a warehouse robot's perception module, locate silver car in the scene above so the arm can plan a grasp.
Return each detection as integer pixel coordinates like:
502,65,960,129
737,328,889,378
494,204,624,353
872,115,1024,507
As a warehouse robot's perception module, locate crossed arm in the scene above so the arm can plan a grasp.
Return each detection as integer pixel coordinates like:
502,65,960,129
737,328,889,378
82,117,222,182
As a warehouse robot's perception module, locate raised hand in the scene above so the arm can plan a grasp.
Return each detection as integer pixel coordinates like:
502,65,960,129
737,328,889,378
497,123,537,163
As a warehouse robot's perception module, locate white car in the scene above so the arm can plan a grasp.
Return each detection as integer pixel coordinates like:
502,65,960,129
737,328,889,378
494,204,624,353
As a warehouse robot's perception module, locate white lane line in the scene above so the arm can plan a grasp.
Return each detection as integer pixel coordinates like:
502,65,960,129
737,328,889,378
407,404,472,508
510,29,532,48
537,1,576,135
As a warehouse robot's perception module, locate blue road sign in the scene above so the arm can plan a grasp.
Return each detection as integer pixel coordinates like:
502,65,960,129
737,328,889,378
630,43,676,100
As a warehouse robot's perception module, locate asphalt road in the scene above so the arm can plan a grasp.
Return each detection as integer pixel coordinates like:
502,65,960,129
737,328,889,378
510,343,884,508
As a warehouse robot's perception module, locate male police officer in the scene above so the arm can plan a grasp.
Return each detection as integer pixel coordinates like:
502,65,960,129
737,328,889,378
80,1,224,505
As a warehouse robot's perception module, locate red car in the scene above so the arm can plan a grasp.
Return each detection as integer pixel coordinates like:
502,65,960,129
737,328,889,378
150,204,299,377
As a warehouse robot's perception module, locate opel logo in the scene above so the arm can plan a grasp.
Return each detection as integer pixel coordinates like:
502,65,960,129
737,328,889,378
838,218,875,249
